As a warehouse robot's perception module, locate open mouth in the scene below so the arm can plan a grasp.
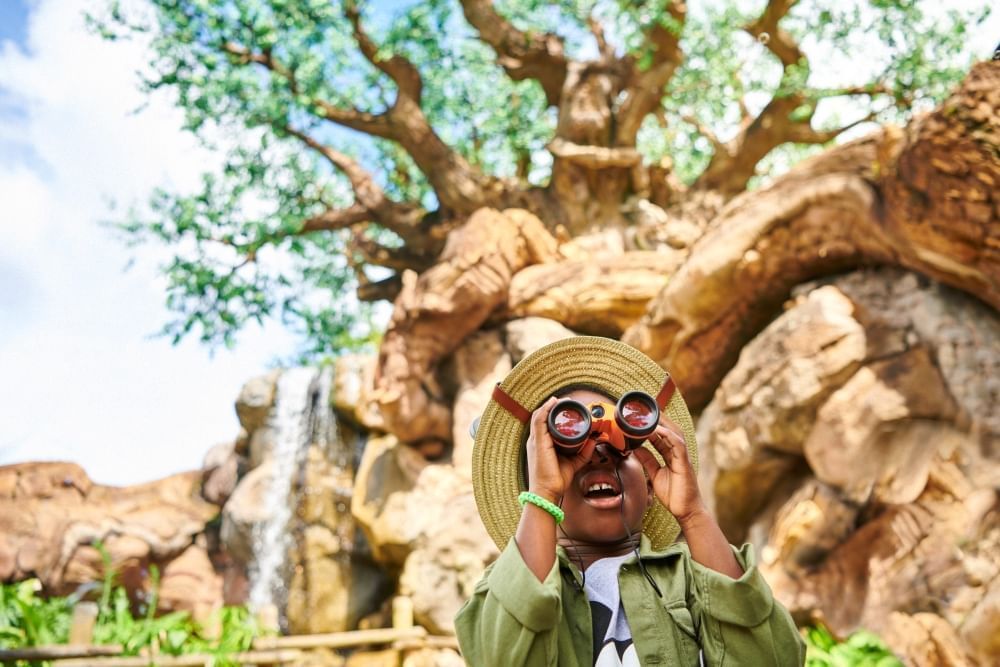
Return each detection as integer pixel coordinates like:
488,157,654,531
580,473,623,508
585,482,620,498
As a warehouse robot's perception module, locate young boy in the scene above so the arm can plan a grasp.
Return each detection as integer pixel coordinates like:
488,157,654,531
455,336,805,666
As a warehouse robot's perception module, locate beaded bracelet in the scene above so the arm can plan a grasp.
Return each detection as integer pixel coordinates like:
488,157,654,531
518,491,565,524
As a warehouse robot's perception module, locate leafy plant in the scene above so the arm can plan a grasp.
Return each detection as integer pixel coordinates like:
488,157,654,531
0,543,266,666
804,623,903,667
0,579,72,649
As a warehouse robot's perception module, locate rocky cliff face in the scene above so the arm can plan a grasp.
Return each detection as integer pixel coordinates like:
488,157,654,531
3,269,997,665
0,462,222,621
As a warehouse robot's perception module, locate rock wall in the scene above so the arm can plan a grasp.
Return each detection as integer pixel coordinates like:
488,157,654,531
0,462,222,622
698,268,1000,666
4,268,997,665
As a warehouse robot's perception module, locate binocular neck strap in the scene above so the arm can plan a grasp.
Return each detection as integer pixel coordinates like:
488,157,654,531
655,376,676,410
492,384,532,423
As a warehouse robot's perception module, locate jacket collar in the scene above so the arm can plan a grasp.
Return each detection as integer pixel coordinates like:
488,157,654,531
555,534,687,584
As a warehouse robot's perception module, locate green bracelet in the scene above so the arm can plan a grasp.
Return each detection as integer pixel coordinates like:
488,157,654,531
518,491,565,524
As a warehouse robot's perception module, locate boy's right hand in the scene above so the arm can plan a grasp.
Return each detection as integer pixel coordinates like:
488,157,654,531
525,397,597,504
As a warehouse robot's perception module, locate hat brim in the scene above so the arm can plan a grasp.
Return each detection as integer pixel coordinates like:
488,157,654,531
471,336,698,551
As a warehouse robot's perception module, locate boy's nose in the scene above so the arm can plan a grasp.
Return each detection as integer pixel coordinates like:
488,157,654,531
594,442,615,462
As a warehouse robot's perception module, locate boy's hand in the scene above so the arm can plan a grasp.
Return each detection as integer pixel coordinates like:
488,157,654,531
632,416,708,525
525,397,597,504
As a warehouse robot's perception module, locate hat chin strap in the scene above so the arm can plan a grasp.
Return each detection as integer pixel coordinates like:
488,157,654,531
491,376,677,423
653,376,676,410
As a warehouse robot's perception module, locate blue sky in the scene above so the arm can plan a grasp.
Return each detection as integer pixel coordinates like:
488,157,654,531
0,1,31,46
0,0,300,485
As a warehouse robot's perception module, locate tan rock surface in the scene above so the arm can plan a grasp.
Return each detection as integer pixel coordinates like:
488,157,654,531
157,542,223,622
445,329,511,479
220,460,274,564
507,251,679,337
804,346,959,504
502,317,576,364
201,441,243,506
0,462,221,617
883,612,972,667
235,370,280,433
700,268,1000,664
352,437,497,634
285,441,391,635
373,207,560,445
333,354,385,431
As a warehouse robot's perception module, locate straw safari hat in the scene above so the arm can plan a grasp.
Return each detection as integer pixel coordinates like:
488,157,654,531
471,336,698,551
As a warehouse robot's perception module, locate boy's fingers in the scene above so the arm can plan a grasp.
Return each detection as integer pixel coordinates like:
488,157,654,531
574,439,598,468
649,424,677,455
529,396,558,437
632,447,662,480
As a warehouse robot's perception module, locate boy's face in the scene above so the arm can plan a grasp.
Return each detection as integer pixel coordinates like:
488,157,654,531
556,388,652,544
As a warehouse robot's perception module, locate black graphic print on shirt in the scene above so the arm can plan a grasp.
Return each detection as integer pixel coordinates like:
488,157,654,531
584,555,639,667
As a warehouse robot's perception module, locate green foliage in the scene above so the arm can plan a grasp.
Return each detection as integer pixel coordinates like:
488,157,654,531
804,624,903,667
0,545,264,666
91,0,990,356
0,580,72,649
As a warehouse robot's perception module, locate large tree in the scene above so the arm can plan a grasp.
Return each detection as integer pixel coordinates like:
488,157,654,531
102,0,997,445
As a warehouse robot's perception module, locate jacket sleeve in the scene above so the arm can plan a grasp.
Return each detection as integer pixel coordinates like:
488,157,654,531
454,539,563,666
687,543,806,666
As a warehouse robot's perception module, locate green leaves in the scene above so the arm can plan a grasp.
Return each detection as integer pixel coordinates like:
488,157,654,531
91,0,988,356
0,548,266,663
804,624,903,667
0,580,72,648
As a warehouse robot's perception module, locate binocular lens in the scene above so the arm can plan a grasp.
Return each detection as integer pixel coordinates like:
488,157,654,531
616,392,659,437
550,403,591,443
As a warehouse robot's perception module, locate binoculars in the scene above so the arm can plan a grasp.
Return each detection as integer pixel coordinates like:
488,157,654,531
546,391,660,456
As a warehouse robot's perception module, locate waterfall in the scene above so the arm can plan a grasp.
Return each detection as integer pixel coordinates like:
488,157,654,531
247,365,336,620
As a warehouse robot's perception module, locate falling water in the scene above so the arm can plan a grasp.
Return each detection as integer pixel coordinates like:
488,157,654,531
247,365,336,619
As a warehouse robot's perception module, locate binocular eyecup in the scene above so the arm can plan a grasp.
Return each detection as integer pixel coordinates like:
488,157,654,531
546,391,660,456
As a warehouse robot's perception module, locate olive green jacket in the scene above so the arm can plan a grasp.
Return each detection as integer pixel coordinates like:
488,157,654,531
455,536,805,666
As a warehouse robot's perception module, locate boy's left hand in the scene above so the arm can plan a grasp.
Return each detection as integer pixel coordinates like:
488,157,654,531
632,417,707,524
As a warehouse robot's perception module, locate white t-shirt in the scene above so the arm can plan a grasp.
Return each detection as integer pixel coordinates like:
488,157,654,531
583,554,640,666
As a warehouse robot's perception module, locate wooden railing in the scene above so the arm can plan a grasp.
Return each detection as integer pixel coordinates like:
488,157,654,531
0,597,459,666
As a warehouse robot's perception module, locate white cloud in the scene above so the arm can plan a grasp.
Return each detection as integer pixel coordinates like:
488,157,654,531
0,0,296,485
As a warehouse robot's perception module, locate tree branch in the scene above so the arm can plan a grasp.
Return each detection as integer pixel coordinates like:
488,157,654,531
459,0,569,106
744,0,804,69
220,41,394,138
227,8,520,218
616,1,687,143
344,0,422,101
680,113,726,153
357,274,403,302
282,125,430,249
300,204,371,233
353,234,435,273
340,1,517,214
588,15,615,62
688,0,814,195
547,137,642,169
784,111,879,144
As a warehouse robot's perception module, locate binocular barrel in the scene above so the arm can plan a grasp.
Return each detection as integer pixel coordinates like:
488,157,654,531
546,391,660,455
